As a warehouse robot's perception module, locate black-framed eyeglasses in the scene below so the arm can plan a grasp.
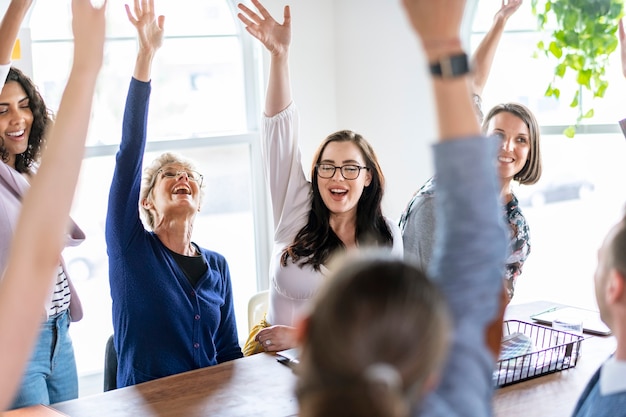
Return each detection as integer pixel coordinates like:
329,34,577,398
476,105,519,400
157,168,204,186
316,164,369,180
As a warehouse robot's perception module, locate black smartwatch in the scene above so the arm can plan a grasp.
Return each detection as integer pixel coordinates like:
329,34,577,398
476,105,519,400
429,53,470,78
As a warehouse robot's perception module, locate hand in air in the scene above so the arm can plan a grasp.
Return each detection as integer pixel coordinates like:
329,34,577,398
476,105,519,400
125,0,165,54
237,0,291,57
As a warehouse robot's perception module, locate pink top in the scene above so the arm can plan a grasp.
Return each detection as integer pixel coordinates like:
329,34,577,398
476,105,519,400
0,63,84,321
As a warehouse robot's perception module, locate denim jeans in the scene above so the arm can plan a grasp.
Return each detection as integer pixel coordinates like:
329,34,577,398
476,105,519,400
10,309,78,409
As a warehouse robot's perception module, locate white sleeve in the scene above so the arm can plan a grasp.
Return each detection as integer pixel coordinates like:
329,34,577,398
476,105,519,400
261,102,312,244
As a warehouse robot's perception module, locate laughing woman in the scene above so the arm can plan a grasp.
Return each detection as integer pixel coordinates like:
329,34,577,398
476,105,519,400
0,0,105,409
237,0,403,355
105,0,242,388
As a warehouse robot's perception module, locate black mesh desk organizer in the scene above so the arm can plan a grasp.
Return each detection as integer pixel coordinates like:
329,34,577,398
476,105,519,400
494,320,584,388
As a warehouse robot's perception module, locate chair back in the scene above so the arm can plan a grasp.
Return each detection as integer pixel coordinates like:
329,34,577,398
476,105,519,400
104,334,117,392
248,290,269,332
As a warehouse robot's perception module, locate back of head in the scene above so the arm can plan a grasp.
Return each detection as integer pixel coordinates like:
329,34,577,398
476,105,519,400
608,213,626,278
297,256,451,417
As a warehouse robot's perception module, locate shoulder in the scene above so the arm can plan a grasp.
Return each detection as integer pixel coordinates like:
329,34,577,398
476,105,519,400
507,194,529,228
198,246,226,262
197,246,230,270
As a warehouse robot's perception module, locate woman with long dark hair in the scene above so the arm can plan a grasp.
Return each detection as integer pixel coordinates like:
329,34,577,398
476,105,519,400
238,0,402,355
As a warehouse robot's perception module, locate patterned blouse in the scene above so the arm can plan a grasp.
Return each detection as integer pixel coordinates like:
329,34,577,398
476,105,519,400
400,177,530,301
504,193,530,300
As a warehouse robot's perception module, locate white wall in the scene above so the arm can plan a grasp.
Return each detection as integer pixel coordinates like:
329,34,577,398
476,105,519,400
258,0,437,222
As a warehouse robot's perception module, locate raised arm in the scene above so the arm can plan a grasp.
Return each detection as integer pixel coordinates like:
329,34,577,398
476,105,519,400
619,19,626,79
403,0,507,414
237,0,291,116
403,0,478,140
471,0,522,97
0,0,33,66
126,0,164,82
0,0,105,409
106,0,164,250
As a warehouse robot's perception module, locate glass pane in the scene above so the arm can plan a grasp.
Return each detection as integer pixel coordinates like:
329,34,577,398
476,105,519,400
31,38,246,145
148,37,247,139
471,2,626,129
579,49,626,125
470,31,580,126
66,143,258,376
510,133,626,309
471,0,539,32
30,0,238,40
31,40,137,146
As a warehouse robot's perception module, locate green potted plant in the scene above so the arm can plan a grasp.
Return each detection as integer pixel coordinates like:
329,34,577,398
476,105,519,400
531,0,624,137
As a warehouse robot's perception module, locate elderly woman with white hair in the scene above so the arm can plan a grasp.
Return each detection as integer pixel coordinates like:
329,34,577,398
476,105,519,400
105,0,242,388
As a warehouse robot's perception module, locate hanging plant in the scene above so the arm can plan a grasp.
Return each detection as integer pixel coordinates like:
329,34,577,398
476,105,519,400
531,0,624,137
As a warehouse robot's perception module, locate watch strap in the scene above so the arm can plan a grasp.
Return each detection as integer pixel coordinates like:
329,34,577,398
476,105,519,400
429,53,470,78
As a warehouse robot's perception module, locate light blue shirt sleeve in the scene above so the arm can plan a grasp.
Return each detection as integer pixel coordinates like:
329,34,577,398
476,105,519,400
417,136,508,417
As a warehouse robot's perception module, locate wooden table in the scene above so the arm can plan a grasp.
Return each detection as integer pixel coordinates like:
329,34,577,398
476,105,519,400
6,301,613,417
495,301,616,417
52,353,298,417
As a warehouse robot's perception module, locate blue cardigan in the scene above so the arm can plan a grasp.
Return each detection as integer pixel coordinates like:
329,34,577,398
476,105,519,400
106,78,242,388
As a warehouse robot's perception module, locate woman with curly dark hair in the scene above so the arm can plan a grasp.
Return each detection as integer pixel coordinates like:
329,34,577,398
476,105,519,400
0,67,52,173
0,1,86,409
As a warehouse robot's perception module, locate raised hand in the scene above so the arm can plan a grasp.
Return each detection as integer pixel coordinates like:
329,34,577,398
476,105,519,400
0,0,35,65
71,0,107,73
237,0,291,57
125,0,165,55
401,0,466,60
495,0,522,23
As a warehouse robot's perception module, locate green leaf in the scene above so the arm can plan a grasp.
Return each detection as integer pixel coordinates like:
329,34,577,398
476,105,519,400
534,0,622,129
545,84,554,97
577,70,592,88
549,41,563,58
582,108,595,118
570,91,579,108
595,80,609,98
563,126,576,138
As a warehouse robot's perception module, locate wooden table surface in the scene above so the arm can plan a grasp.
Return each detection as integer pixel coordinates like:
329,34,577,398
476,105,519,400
52,353,298,417
5,301,613,417
494,301,616,417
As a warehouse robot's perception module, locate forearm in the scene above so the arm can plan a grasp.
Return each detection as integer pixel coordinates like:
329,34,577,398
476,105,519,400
0,35,101,412
134,49,156,82
433,77,480,140
265,52,292,117
0,0,32,65
470,17,506,96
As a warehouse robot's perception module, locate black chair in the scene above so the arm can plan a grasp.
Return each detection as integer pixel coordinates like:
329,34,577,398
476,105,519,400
103,334,117,392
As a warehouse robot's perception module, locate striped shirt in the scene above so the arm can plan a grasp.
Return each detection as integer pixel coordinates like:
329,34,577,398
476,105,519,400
49,265,71,316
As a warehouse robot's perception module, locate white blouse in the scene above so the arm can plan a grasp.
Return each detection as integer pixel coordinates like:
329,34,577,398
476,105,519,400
262,103,402,327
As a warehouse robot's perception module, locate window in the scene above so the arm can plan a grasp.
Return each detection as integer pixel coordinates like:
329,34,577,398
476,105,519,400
28,0,268,384
471,2,626,311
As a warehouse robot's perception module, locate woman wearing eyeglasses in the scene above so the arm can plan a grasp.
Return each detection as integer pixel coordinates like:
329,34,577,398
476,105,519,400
105,0,242,388
237,0,402,355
